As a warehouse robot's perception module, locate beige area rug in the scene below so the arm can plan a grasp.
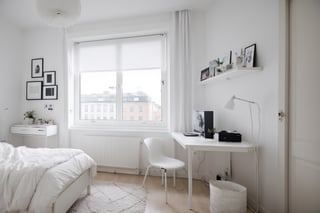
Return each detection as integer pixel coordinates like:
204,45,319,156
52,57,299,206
68,181,146,213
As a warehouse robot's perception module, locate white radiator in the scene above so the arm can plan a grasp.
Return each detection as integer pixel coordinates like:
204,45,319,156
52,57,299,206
70,133,141,174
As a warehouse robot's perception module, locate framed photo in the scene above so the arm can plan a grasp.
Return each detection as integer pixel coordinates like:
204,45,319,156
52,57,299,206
43,85,58,100
31,58,44,78
244,44,256,68
26,81,42,100
223,50,232,65
200,67,210,81
43,71,56,85
209,60,217,77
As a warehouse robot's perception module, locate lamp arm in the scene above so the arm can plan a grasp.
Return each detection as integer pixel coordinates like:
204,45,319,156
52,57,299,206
234,96,256,104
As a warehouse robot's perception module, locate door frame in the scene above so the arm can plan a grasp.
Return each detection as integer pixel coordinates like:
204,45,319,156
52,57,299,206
278,0,290,212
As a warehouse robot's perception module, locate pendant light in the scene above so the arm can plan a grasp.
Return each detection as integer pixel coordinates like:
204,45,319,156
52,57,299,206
36,0,81,27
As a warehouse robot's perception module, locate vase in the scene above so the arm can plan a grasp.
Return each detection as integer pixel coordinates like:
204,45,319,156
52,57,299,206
24,118,34,125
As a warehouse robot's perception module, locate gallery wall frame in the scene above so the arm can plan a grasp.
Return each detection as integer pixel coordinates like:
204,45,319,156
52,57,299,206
26,81,42,100
43,71,56,85
42,85,58,100
31,58,44,78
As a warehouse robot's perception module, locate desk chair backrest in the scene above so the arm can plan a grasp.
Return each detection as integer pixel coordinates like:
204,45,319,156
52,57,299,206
144,137,165,164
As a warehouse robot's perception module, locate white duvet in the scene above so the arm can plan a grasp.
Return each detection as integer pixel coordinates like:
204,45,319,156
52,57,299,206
0,142,96,213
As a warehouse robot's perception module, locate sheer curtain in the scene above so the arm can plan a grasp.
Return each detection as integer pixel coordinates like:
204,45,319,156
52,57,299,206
62,28,73,147
171,10,192,132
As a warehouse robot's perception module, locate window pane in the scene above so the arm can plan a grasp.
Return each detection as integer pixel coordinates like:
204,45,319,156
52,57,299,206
122,69,161,121
79,43,117,71
121,38,161,70
80,72,116,120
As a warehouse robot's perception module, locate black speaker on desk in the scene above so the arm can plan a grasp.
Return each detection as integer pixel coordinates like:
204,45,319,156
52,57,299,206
192,111,214,138
218,130,242,142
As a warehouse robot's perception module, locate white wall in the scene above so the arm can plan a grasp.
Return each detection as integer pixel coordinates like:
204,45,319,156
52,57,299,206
0,17,23,145
195,0,281,212
21,28,65,147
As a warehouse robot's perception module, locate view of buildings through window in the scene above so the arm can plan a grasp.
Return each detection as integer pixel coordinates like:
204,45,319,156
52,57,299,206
80,91,161,121
77,34,165,122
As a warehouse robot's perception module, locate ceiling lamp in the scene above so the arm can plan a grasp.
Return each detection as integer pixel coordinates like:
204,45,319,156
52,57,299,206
36,0,81,27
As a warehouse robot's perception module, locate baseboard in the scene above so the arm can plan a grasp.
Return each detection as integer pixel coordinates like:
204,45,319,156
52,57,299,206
97,166,139,175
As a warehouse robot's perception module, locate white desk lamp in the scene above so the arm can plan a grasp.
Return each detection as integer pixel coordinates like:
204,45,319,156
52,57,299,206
225,95,261,213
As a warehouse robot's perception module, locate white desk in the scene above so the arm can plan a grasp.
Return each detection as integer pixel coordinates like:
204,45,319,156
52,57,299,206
171,132,256,210
11,124,57,147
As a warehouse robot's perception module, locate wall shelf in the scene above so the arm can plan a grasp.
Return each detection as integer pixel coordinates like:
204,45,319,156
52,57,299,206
200,67,263,85
11,124,57,147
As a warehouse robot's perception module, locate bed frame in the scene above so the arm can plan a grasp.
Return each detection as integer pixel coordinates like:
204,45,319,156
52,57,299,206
52,168,92,213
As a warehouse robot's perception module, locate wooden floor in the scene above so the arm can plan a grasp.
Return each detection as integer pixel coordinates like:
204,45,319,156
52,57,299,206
96,172,210,213
95,172,254,213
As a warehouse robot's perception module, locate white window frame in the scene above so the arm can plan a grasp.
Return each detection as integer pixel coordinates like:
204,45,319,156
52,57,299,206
71,33,169,130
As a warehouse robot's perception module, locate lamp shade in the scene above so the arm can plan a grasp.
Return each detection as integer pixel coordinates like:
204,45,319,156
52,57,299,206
36,0,81,27
224,95,235,110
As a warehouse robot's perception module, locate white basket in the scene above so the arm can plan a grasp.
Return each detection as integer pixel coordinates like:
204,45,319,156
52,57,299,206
209,180,247,213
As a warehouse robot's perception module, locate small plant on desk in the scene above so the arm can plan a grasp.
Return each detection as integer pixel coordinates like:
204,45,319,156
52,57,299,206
208,128,216,139
24,110,36,124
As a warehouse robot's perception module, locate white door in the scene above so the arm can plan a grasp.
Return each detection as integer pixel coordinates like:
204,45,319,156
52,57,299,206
289,0,320,212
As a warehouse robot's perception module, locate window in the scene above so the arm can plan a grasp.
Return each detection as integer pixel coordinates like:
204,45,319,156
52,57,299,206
72,34,167,128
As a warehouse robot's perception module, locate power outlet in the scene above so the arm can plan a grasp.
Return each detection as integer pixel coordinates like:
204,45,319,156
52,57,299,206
45,104,54,111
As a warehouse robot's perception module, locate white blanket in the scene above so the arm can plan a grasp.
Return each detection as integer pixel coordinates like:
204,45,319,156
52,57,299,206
0,143,96,213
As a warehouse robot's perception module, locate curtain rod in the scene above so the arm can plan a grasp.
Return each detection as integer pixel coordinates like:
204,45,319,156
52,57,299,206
76,33,166,44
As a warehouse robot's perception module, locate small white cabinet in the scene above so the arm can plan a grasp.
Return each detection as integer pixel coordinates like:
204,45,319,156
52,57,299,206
11,124,57,147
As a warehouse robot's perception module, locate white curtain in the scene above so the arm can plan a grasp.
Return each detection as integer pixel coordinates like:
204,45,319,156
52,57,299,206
171,10,192,132
62,28,73,147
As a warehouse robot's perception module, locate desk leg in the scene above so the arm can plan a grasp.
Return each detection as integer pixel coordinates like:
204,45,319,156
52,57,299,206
188,148,193,210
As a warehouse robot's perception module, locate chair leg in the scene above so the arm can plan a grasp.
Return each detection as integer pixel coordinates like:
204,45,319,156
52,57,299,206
87,184,91,195
143,165,151,186
173,169,176,187
164,169,168,204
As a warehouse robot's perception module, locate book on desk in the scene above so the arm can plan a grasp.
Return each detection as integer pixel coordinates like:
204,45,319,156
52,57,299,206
183,132,199,137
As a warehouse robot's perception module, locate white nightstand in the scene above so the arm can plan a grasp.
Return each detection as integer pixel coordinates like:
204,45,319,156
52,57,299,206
11,124,57,147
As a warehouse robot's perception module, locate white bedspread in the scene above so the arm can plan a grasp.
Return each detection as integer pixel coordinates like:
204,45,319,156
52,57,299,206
0,143,96,213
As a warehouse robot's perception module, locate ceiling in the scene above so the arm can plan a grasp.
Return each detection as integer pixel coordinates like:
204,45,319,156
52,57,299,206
0,0,210,29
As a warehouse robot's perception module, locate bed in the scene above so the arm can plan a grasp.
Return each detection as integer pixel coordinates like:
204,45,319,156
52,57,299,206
0,142,97,213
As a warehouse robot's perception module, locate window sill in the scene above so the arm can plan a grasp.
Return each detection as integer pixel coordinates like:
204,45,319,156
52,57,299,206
68,125,170,133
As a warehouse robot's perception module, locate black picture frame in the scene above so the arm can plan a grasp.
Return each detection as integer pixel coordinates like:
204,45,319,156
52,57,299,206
200,67,210,81
31,58,44,78
43,85,58,100
26,81,42,100
244,44,256,68
43,71,56,85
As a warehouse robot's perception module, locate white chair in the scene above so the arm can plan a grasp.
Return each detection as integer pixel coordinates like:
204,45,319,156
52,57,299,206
142,137,185,203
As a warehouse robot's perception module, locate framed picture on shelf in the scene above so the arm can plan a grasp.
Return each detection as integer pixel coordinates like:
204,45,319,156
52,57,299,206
200,67,210,81
31,58,44,78
223,50,232,65
43,85,58,100
209,60,217,77
26,81,42,100
244,44,256,68
43,71,56,85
